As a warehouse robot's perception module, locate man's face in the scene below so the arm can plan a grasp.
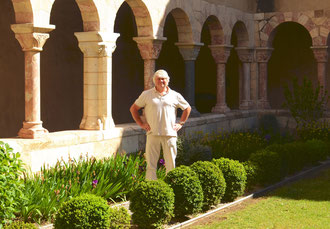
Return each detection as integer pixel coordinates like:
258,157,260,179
155,76,169,89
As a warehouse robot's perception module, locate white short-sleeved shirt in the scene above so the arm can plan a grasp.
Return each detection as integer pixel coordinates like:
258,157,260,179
134,87,190,137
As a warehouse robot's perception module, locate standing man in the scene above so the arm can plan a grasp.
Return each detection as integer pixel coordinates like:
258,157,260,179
130,70,191,180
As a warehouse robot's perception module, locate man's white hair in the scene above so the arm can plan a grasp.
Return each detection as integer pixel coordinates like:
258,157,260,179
153,69,170,85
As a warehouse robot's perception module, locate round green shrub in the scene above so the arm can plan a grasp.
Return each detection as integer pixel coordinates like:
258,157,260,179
54,194,111,229
4,221,37,229
109,206,131,229
212,158,247,202
248,149,281,185
129,180,174,228
242,161,258,190
164,166,203,217
190,161,226,210
280,142,307,174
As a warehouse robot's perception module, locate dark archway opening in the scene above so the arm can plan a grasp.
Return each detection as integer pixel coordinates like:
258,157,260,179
226,31,240,109
113,2,144,124
268,22,316,109
41,0,83,132
195,23,216,113
0,0,24,137
156,13,185,96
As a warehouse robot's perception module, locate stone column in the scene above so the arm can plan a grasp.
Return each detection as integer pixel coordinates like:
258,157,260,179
133,37,166,90
256,47,273,109
236,47,254,110
176,42,203,117
75,31,119,130
11,24,55,139
208,44,233,113
311,46,328,95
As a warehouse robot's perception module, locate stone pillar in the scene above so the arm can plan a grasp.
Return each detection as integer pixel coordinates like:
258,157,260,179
256,47,273,109
75,31,119,130
236,47,254,110
311,46,328,95
176,42,203,117
209,44,233,113
11,24,55,139
133,37,166,90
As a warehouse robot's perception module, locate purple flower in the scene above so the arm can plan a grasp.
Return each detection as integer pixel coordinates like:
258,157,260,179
92,180,98,185
265,134,271,141
139,166,145,172
159,159,165,166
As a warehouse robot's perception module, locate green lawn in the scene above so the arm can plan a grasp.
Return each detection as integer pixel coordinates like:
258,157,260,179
188,167,330,229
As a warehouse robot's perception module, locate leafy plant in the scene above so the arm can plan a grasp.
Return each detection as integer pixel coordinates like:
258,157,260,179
54,194,111,229
164,166,203,217
176,137,212,166
190,161,226,210
242,161,259,190
202,131,267,161
212,158,247,202
19,153,145,223
130,180,174,229
0,142,25,227
109,206,131,229
283,77,328,127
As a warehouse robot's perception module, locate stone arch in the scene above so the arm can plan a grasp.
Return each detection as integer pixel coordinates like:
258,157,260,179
195,16,221,113
232,21,249,47
112,1,144,124
75,0,100,31
261,12,322,47
41,0,84,132
10,0,33,23
125,0,153,37
203,15,224,45
267,21,316,109
165,8,193,43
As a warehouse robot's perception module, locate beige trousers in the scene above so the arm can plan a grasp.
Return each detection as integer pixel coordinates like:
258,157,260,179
145,135,177,180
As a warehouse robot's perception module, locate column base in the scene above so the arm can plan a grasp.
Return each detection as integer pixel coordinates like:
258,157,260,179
18,121,48,139
239,100,253,110
80,116,115,130
212,104,230,113
257,100,271,109
190,106,201,117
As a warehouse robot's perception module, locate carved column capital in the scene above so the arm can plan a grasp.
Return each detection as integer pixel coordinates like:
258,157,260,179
133,36,166,60
176,42,204,61
311,46,329,63
236,47,254,63
11,24,55,51
208,44,233,64
75,31,119,57
256,47,274,63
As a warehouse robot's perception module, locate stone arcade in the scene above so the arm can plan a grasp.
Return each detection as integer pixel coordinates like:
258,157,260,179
0,0,329,171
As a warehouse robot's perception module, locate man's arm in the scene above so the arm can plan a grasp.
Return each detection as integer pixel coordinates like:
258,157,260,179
173,105,191,131
130,103,150,131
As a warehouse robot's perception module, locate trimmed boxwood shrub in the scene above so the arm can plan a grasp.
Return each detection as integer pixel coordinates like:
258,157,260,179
248,149,282,185
54,194,111,229
212,158,247,202
4,221,37,229
190,161,226,210
129,180,174,229
164,166,203,217
278,142,307,174
242,161,258,190
109,206,131,229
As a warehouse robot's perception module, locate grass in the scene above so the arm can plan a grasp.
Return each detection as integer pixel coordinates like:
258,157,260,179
188,167,330,229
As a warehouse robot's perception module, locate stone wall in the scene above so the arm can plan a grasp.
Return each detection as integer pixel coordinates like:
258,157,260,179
274,0,330,13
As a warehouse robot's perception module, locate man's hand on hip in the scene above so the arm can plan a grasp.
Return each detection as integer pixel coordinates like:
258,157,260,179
173,123,183,132
141,123,151,132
